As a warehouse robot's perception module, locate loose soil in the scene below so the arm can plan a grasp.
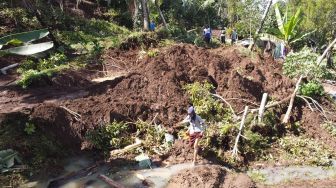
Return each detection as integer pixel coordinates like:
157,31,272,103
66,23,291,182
1,44,336,187
166,165,255,188
1,43,336,150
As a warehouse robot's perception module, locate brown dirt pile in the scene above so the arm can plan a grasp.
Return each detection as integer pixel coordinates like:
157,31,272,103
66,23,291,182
1,44,335,151
166,165,255,188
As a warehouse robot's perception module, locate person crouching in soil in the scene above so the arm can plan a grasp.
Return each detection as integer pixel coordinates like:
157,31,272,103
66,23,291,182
176,106,206,166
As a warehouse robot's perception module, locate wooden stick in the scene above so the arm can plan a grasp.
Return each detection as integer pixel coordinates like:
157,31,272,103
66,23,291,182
98,174,126,188
60,106,81,121
258,93,268,123
232,106,249,158
249,95,291,114
282,75,303,124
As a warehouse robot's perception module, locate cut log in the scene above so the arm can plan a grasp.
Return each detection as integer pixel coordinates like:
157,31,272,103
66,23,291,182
98,174,126,188
232,106,249,158
282,75,303,124
258,93,268,123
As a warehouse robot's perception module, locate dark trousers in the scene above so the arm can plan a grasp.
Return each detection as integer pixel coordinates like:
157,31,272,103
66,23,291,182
220,36,225,44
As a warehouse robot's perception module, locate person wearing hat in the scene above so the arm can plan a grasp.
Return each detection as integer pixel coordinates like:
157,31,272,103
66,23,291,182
176,106,206,166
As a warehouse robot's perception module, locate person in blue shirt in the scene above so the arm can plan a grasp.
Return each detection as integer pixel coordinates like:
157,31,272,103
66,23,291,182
149,21,156,31
231,28,238,45
203,26,211,44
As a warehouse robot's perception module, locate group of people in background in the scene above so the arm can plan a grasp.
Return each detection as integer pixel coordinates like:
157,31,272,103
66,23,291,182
203,26,238,45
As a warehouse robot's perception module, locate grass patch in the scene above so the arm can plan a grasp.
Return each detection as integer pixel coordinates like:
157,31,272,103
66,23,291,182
276,136,334,166
248,170,267,183
322,121,336,137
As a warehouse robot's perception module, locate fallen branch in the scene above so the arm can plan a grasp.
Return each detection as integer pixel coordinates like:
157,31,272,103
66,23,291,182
248,95,292,114
98,174,126,188
317,37,336,65
299,95,328,120
110,138,142,156
297,95,314,112
1,63,19,75
232,106,249,158
226,98,259,107
60,106,81,121
211,94,236,117
283,75,303,124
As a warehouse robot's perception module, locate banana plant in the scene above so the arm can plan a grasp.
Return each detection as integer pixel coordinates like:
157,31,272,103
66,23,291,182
0,29,54,56
262,4,315,46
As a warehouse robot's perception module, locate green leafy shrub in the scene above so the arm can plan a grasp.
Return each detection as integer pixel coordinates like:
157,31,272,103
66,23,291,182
194,36,206,47
136,120,164,149
284,47,333,80
243,130,269,157
184,82,224,121
85,121,132,151
299,81,324,97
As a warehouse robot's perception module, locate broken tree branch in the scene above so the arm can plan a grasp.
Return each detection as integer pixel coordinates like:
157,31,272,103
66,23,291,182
297,95,314,112
211,93,236,117
60,106,81,121
258,93,268,123
317,37,336,65
282,75,303,124
299,95,328,120
232,106,249,158
110,138,142,156
98,174,126,188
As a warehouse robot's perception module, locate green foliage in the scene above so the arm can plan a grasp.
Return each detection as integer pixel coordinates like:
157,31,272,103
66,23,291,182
85,121,131,151
284,48,333,79
299,81,324,97
278,136,334,166
248,170,266,183
184,82,224,121
16,70,51,89
147,49,159,57
16,53,68,88
243,130,269,157
24,122,36,135
135,120,164,150
322,121,336,137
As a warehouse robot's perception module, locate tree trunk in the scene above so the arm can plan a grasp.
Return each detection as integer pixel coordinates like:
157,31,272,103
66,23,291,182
133,0,139,29
155,0,167,28
141,0,150,31
248,0,273,50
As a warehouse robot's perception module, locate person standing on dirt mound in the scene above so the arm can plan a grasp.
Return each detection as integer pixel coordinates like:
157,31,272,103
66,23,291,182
178,106,206,166
203,26,212,44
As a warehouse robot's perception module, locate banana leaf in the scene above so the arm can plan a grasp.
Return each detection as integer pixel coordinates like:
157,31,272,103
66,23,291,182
0,29,49,49
1,41,54,56
275,4,285,36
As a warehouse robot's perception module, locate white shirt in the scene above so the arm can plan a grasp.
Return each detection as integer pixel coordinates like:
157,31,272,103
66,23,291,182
182,115,205,134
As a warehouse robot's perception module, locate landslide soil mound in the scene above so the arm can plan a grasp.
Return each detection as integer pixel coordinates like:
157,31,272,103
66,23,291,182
166,165,255,188
1,43,335,152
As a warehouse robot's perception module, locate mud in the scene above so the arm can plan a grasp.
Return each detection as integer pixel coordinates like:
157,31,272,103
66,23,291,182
1,44,335,152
